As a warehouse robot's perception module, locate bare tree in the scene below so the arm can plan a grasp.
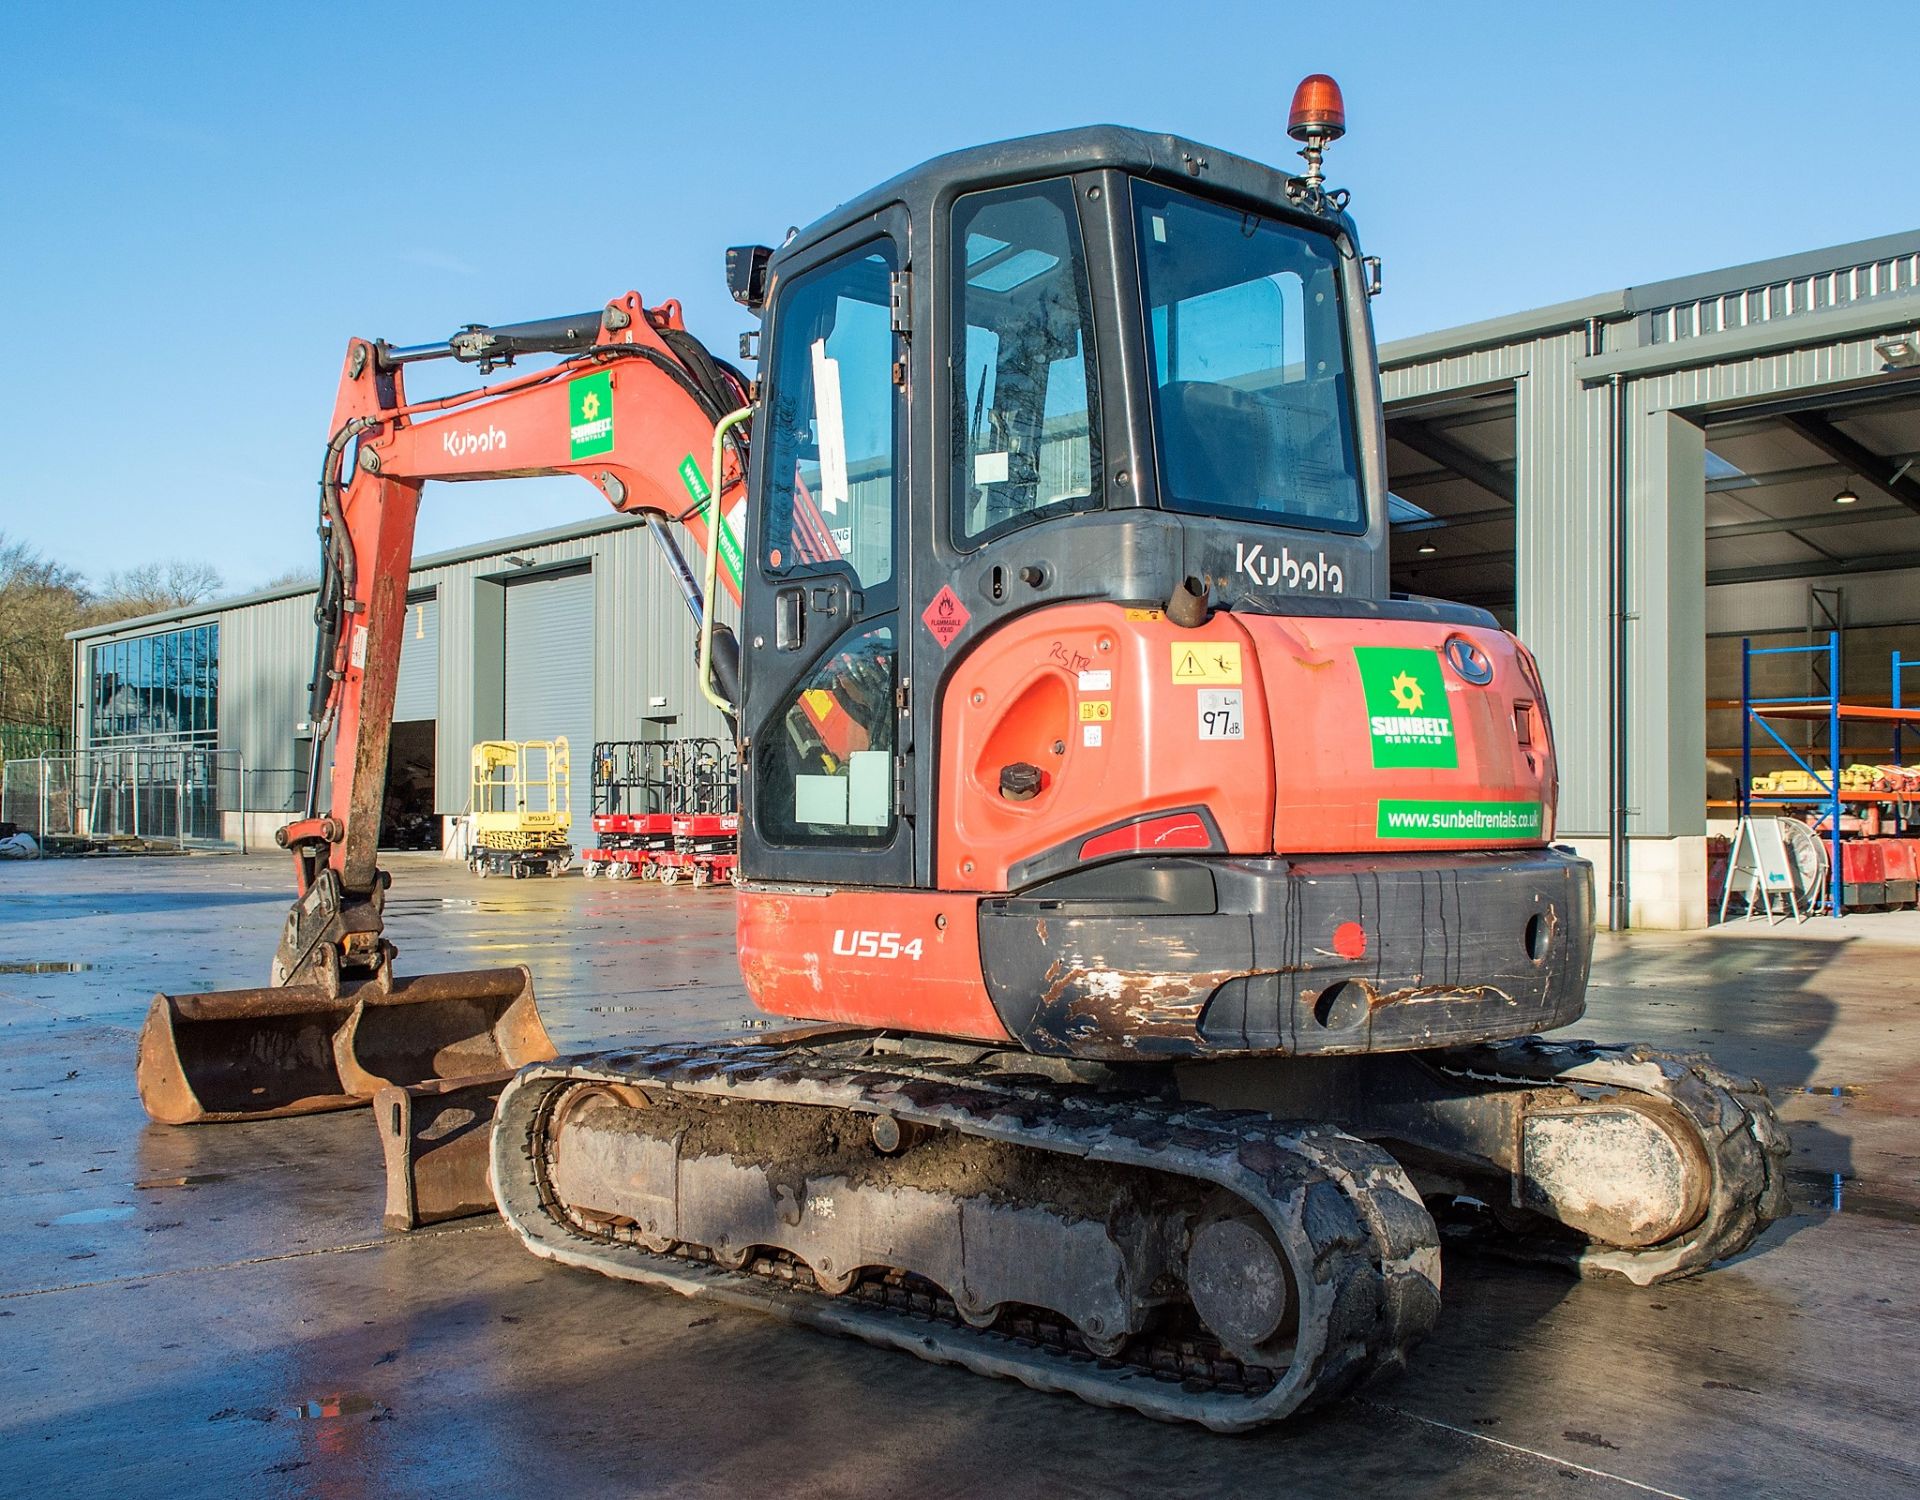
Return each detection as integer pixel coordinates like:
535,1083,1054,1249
93,560,225,620
260,566,320,591
0,533,91,730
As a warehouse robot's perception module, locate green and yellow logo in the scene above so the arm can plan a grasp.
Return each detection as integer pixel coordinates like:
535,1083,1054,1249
1355,646,1456,768
568,370,614,459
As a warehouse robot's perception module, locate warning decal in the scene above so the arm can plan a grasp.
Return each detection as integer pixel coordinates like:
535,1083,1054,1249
922,585,970,648
1170,641,1241,685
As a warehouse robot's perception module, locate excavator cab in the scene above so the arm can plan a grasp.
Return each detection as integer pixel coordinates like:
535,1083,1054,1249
724,129,1589,1058
736,134,1385,891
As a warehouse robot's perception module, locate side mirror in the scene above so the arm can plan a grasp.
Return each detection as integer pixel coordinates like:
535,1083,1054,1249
727,245,774,311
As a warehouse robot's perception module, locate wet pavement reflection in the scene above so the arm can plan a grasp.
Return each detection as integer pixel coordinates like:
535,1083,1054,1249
1,853,1917,1497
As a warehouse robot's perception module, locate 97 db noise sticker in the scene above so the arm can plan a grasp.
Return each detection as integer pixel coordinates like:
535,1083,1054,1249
1198,688,1243,739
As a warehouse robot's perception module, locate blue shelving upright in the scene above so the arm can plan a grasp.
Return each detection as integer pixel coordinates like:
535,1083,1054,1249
1737,637,1920,917
1738,632,1844,916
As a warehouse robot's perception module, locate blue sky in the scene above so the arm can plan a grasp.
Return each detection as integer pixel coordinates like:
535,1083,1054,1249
2,2,1912,593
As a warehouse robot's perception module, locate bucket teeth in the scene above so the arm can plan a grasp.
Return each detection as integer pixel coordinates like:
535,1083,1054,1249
135,965,554,1125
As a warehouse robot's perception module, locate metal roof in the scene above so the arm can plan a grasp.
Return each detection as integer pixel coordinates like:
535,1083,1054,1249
1380,228,1920,369
67,509,649,642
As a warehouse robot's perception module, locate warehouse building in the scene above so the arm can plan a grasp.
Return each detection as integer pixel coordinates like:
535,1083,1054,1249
1378,227,1920,929
61,230,1920,927
65,515,733,850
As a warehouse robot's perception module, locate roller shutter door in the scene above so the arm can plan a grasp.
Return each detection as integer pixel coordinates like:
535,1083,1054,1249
505,569,595,788
393,594,439,721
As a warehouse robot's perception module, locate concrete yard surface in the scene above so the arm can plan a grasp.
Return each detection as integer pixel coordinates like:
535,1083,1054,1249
2,853,1917,1499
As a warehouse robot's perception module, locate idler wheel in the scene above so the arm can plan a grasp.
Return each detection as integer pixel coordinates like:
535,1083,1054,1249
1186,1214,1295,1361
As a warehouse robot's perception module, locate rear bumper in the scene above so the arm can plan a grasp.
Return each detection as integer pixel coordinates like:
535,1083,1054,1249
979,848,1594,1060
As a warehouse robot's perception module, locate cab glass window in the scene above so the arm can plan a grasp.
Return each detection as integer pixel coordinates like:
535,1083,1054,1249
951,180,1100,546
754,622,897,847
760,243,898,591
1134,180,1365,534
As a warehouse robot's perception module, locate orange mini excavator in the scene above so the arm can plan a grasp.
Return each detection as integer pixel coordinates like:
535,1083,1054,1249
138,80,1788,1429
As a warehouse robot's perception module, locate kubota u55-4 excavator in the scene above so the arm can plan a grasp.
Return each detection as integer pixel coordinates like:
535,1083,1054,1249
136,79,1788,1429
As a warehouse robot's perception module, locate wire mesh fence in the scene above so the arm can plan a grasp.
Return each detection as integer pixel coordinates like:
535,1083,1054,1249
1,747,246,850
0,722,69,761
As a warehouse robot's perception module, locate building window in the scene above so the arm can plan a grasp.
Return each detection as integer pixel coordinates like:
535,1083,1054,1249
87,623,218,747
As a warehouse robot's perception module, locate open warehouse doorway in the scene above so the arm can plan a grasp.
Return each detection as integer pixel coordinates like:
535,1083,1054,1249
1383,384,1518,628
1702,378,1920,882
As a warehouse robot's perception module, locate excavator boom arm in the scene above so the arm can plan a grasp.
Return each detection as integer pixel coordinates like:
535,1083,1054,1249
285,292,749,979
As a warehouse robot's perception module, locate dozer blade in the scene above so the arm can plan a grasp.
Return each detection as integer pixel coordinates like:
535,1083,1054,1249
376,1072,512,1231
136,965,555,1125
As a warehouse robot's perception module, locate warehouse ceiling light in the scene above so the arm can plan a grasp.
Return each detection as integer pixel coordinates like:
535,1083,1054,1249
1832,485,1859,505
1417,543,1438,554
1873,333,1920,369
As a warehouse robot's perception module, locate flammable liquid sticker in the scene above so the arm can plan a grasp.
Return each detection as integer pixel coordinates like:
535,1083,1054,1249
1354,645,1456,768
568,370,615,460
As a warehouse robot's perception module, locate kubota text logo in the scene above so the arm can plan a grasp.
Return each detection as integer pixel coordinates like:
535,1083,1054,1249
1235,542,1344,594
442,425,507,459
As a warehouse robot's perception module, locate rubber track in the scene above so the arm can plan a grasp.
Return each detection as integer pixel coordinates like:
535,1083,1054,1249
1434,1037,1793,1285
491,1041,1442,1431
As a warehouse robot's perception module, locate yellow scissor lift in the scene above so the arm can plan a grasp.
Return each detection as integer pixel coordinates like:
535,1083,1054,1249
468,737,573,878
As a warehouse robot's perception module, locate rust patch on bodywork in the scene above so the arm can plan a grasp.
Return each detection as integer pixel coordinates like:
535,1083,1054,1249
1363,983,1515,1010
1034,962,1262,1052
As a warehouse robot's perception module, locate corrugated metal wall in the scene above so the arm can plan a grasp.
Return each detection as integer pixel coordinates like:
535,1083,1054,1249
393,594,439,722
214,591,315,779
504,569,595,763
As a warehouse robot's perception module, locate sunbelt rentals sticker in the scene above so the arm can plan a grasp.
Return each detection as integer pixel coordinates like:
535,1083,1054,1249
1355,646,1456,769
568,370,615,459
1378,799,1543,839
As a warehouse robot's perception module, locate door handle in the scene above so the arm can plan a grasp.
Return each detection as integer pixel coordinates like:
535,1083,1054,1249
775,587,804,651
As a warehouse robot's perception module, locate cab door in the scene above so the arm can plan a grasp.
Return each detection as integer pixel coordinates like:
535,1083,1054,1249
739,215,914,888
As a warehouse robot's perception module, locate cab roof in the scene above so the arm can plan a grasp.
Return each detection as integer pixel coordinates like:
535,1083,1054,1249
780,124,1356,267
